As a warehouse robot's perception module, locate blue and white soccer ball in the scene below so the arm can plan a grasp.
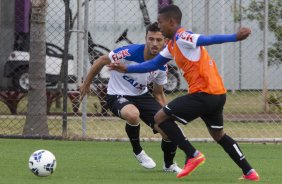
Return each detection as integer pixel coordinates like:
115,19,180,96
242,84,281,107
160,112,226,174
28,149,57,177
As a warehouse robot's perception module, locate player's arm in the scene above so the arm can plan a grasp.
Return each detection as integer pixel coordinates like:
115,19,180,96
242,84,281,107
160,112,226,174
108,54,171,73
80,55,111,100
152,83,166,106
196,27,251,46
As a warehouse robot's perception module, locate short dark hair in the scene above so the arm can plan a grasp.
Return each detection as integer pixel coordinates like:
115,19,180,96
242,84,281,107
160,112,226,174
158,5,182,24
145,22,161,35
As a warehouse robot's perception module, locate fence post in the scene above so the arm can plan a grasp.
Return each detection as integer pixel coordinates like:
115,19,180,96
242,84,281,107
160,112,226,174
81,0,89,138
263,0,269,112
62,0,70,137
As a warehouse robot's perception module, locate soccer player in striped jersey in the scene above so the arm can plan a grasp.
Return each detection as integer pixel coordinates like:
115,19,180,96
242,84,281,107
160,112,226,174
108,5,260,182
80,22,181,173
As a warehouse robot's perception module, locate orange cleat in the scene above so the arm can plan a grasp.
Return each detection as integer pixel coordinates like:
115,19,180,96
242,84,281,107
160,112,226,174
176,151,206,178
240,170,260,181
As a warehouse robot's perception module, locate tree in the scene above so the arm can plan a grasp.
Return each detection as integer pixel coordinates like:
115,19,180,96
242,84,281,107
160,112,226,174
23,0,49,136
240,0,282,67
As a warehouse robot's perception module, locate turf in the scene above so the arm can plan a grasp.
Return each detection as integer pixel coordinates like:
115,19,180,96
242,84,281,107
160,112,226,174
0,139,281,184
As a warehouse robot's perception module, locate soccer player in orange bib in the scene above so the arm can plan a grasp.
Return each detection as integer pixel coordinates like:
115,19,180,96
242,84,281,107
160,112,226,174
109,4,259,182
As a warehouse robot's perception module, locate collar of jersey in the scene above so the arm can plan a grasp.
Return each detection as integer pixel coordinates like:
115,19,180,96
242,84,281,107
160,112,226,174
172,26,183,46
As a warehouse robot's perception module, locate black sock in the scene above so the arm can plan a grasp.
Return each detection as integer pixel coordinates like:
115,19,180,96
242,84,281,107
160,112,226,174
218,134,253,174
159,120,196,159
125,123,142,155
161,139,177,168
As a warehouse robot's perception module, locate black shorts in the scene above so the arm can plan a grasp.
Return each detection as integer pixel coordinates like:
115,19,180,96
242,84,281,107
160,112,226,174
163,92,226,130
105,92,162,133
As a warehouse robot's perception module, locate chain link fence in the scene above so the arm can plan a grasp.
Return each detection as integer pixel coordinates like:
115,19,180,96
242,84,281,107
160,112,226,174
0,0,281,141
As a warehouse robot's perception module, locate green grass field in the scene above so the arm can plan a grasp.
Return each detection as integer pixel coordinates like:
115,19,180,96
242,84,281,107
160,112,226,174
0,139,281,184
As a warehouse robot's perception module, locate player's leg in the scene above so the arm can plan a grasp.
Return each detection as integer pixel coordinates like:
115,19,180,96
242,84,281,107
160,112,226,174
105,94,156,169
155,109,197,160
121,104,142,155
152,124,178,170
155,94,206,178
122,104,156,169
208,128,259,181
201,94,260,181
134,93,181,172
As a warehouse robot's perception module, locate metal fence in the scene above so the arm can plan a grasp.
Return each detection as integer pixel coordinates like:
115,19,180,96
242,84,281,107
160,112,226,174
0,0,281,141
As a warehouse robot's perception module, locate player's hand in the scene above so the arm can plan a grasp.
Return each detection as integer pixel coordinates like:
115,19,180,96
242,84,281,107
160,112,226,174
107,62,127,73
79,82,90,101
236,27,251,41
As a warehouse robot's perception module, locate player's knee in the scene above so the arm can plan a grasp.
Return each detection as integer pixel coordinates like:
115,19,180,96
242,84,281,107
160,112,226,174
121,105,140,123
154,114,164,125
210,129,225,142
154,109,168,124
124,111,140,124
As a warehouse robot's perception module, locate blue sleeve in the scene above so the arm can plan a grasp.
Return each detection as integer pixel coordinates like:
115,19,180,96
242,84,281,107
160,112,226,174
126,54,171,73
112,45,131,53
196,34,237,46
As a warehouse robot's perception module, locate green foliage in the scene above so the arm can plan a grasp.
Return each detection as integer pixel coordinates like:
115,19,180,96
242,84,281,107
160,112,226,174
238,0,282,67
267,93,282,112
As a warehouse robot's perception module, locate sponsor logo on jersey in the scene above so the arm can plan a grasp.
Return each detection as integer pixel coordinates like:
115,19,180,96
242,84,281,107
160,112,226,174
111,49,131,61
178,31,193,42
122,75,146,90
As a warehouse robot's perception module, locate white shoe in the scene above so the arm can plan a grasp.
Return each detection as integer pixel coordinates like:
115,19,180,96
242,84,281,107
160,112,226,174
134,150,156,169
163,163,182,173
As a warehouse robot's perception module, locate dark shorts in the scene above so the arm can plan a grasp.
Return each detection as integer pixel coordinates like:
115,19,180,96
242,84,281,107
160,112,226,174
105,92,162,133
163,92,226,130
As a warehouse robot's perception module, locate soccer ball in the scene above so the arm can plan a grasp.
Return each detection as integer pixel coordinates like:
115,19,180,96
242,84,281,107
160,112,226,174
28,149,57,177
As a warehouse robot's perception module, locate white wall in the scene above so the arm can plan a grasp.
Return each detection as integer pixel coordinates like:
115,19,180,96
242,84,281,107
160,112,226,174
46,0,282,90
